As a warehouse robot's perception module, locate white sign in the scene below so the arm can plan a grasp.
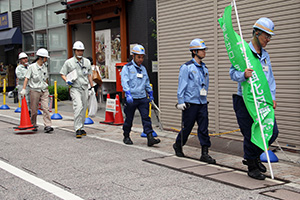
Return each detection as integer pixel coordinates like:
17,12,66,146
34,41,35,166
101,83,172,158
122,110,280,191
152,61,158,72
106,98,116,112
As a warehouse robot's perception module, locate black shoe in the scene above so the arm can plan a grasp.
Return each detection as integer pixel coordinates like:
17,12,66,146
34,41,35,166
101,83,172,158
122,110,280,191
81,130,87,136
173,143,185,157
200,146,216,164
147,132,160,147
76,130,82,139
200,154,216,164
248,168,266,180
242,158,267,173
123,137,133,145
44,126,54,133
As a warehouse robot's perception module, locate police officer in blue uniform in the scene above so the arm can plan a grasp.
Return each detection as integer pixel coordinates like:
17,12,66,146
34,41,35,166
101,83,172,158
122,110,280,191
173,39,216,164
121,44,160,147
229,18,279,180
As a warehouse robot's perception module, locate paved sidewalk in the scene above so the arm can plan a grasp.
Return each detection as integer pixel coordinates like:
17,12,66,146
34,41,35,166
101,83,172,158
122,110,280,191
1,93,300,190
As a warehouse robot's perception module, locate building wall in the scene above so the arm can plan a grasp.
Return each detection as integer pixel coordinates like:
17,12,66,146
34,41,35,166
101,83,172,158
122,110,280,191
156,0,300,148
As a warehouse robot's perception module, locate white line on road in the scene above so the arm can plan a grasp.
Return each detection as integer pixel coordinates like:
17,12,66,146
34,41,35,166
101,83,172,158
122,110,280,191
0,160,84,200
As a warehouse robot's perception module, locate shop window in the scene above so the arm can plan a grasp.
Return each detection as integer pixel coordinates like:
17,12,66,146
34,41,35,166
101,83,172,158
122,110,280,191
23,32,34,52
35,30,47,49
47,0,58,3
49,27,66,50
33,0,45,7
48,50,66,73
34,6,46,29
47,2,64,27
21,0,32,11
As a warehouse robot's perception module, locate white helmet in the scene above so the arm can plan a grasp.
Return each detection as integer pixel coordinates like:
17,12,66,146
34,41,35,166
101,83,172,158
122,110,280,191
131,44,146,55
189,38,207,50
36,48,50,58
18,52,28,60
73,41,85,50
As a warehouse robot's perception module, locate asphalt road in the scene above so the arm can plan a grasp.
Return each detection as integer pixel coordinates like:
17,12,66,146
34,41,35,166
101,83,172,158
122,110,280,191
0,115,288,200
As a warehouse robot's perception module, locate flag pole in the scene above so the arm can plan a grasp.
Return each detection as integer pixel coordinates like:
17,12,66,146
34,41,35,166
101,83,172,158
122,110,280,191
232,0,274,179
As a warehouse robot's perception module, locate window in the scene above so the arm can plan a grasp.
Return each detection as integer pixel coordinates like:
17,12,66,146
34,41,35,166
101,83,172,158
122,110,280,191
35,30,47,49
23,32,34,51
48,50,67,73
0,0,9,12
47,2,64,27
11,0,21,11
34,6,46,29
21,0,32,10
34,0,46,7
49,27,66,50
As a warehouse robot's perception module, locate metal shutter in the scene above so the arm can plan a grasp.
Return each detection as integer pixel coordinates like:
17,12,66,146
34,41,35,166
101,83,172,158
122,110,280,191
157,0,300,148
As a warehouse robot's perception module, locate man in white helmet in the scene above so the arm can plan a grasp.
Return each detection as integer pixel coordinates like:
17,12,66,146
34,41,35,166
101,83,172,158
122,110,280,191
15,52,30,110
21,48,53,133
173,38,216,164
121,44,160,147
60,41,94,139
229,17,278,180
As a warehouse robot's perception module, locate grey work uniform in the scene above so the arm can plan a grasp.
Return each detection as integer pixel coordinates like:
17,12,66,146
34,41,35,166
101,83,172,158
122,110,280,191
15,64,30,108
60,56,92,131
25,62,52,127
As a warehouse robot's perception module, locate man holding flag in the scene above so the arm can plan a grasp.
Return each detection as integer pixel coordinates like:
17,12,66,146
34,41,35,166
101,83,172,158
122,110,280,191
229,17,279,180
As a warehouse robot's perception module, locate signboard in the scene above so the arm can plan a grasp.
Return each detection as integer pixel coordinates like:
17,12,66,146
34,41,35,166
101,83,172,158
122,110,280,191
0,12,12,30
95,28,121,81
106,98,116,112
152,61,158,72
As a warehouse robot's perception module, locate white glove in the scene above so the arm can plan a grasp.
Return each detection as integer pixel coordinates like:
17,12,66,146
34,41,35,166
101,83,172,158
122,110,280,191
176,103,186,110
89,88,95,96
20,89,26,98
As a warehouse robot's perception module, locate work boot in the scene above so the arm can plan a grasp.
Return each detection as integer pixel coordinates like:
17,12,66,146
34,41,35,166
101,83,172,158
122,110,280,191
200,146,216,164
76,130,82,139
242,158,267,173
81,130,87,136
247,159,266,180
44,126,54,133
173,143,185,157
123,137,133,145
146,132,160,147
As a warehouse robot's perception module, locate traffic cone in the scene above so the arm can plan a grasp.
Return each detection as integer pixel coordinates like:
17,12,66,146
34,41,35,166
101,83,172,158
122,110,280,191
260,150,278,163
100,93,114,124
13,97,37,134
112,94,124,126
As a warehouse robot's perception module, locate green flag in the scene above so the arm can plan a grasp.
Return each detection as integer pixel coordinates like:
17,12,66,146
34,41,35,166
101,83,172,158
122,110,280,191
218,4,274,150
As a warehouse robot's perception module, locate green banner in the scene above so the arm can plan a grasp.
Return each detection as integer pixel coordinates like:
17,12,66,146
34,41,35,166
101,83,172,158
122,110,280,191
218,5,274,150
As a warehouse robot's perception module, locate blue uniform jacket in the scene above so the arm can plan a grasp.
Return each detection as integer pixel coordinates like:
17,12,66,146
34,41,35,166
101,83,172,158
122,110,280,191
121,60,152,99
229,42,276,100
177,58,209,104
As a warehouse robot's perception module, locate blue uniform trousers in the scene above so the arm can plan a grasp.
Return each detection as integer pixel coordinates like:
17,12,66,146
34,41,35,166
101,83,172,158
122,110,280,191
123,97,153,136
176,103,211,147
232,94,279,159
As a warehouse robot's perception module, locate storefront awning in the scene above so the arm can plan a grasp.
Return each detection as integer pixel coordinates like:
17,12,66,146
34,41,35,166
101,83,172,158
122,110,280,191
0,27,22,46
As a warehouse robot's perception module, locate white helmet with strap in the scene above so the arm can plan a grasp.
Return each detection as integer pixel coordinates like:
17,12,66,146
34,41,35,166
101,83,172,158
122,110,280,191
18,52,28,60
189,38,207,51
253,17,275,36
36,48,50,58
73,41,85,50
131,44,146,55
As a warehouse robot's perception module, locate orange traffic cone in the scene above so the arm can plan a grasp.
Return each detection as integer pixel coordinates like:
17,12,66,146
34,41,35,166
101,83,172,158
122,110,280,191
13,97,37,134
112,94,124,126
100,93,114,124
